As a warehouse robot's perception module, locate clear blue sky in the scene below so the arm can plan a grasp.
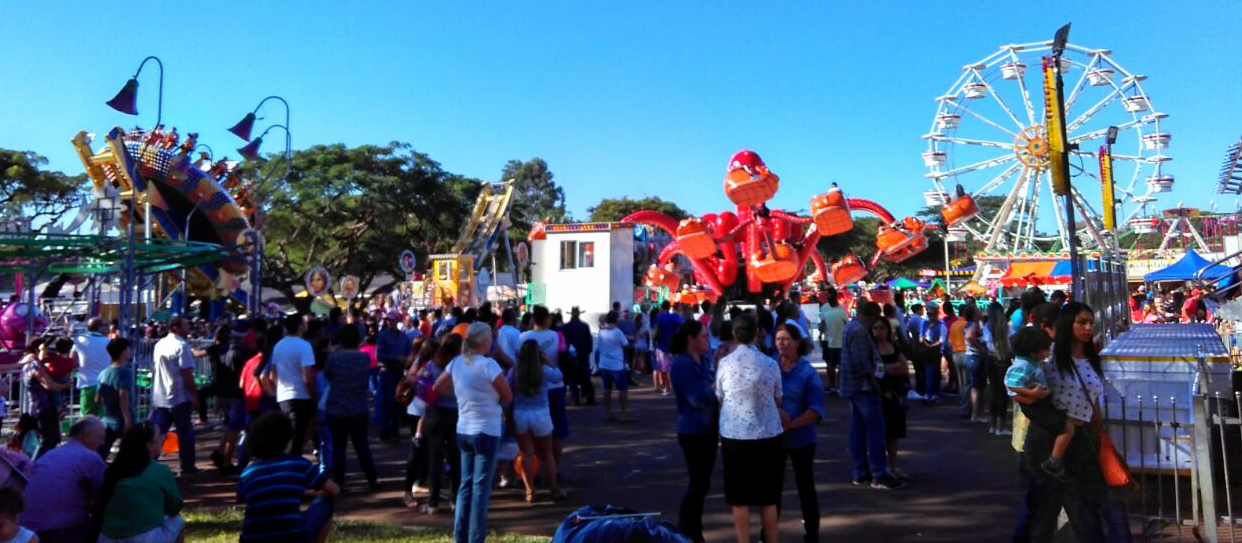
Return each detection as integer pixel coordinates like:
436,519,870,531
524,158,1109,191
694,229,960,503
3,1,1240,224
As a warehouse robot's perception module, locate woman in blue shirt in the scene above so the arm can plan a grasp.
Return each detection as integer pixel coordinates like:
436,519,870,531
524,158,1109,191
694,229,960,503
669,319,717,543
774,323,826,543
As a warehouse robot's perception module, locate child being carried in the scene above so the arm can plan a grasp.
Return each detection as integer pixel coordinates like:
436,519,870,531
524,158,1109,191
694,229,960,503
1004,327,1078,482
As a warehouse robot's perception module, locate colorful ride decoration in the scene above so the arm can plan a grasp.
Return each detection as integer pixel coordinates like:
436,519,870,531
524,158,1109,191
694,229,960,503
675,217,717,260
810,184,853,236
940,184,980,227
831,254,868,286
72,126,253,300
645,264,681,292
624,150,925,297
0,302,49,350
723,150,780,206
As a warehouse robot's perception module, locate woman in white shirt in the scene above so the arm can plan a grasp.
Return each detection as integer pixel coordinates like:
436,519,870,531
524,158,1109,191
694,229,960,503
715,314,783,543
1025,302,1109,542
434,322,513,543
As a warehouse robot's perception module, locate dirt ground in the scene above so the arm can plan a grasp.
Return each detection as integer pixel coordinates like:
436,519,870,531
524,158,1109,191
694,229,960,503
177,377,1028,543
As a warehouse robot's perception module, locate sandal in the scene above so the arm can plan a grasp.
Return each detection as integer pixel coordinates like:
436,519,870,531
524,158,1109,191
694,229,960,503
525,490,536,503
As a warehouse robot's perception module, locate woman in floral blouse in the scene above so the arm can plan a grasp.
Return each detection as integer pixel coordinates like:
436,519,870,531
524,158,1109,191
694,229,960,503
715,314,783,543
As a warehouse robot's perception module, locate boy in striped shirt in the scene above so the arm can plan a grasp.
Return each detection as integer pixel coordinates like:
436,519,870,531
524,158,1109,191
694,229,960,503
238,410,340,543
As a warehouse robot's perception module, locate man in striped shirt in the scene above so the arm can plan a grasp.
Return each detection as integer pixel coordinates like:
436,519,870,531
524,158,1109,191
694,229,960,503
238,410,339,543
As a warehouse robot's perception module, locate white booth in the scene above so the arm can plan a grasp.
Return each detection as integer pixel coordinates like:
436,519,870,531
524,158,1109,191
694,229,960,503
1100,323,1232,470
530,222,634,327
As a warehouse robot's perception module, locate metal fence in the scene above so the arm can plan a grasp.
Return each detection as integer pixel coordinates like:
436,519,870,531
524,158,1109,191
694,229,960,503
1102,358,1242,542
7,336,216,433
1079,255,1132,347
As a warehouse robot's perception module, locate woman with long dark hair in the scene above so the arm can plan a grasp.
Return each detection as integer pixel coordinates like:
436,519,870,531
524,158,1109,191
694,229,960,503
417,334,463,514
402,337,439,507
985,301,1013,435
669,319,717,543
510,340,564,503
96,422,185,543
1025,302,1107,542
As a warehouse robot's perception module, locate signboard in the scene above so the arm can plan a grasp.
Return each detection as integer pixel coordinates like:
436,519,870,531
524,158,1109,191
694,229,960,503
1125,258,1176,281
339,275,360,300
399,250,419,274
305,266,331,297
398,250,417,274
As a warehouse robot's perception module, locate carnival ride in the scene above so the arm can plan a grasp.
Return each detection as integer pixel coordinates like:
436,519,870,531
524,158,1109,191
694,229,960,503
71,125,256,303
426,181,516,307
622,150,925,299
924,39,1172,257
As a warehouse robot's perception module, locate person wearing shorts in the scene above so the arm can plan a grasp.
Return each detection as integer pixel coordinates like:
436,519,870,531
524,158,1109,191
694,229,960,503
595,311,632,421
509,340,566,502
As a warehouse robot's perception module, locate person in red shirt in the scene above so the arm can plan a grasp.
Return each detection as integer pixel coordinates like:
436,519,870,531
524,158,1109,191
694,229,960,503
1181,289,1203,322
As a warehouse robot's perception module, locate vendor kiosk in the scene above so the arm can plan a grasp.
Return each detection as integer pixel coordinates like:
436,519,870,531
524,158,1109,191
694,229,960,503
1100,323,1232,471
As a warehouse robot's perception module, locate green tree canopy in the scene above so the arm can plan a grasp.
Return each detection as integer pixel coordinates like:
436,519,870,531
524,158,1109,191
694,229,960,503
587,196,688,223
502,157,568,232
0,149,88,229
256,142,476,310
816,216,946,281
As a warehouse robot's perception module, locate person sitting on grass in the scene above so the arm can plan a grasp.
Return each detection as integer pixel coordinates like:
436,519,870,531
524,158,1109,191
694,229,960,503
237,410,339,543
95,422,185,543
1004,326,1074,481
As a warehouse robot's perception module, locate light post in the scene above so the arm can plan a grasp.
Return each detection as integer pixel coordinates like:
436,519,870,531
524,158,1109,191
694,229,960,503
179,202,204,316
105,55,165,338
1045,24,1080,295
228,96,291,316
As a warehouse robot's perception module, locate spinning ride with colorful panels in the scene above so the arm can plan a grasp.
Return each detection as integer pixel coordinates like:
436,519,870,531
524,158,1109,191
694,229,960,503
924,40,1172,256
624,150,924,298
72,125,255,301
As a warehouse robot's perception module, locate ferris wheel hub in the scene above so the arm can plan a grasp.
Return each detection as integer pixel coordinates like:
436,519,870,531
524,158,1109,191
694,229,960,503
1013,125,1050,168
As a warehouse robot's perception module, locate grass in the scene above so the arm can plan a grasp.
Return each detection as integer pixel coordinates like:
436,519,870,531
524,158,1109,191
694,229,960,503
184,508,550,543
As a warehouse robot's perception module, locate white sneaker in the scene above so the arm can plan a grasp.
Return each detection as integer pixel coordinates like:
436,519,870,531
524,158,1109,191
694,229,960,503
997,429,1013,436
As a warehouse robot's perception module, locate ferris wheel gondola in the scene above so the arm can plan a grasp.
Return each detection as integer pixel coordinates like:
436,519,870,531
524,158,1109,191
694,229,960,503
925,41,1172,253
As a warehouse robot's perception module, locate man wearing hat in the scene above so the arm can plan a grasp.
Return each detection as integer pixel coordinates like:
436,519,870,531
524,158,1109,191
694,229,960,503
561,307,596,406
375,310,411,440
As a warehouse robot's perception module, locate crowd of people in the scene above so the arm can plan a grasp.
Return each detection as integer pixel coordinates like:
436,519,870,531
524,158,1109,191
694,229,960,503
2,280,1140,543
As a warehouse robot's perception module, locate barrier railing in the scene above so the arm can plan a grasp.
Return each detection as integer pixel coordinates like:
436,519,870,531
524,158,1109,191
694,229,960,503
7,337,216,434
1104,352,1242,542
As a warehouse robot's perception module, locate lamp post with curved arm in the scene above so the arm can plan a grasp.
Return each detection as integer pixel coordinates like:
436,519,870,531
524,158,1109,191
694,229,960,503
228,96,291,316
105,55,165,338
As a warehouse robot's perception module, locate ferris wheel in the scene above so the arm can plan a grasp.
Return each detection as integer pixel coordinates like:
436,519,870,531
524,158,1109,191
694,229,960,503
923,40,1171,253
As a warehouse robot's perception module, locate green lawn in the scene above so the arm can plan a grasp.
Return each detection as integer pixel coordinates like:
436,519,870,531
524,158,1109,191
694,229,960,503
184,509,550,543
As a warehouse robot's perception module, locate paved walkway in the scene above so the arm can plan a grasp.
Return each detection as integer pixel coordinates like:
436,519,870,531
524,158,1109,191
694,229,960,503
178,382,1028,542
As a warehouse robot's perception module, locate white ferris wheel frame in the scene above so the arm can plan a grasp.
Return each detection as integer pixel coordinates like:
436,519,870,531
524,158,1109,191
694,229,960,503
924,40,1170,253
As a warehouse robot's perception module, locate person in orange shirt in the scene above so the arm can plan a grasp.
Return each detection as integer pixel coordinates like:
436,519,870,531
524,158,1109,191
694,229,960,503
945,304,967,400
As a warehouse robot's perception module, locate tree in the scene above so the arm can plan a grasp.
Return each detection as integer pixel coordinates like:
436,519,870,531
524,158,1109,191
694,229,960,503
255,143,476,311
587,196,688,223
501,158,569,238
0,149,88,230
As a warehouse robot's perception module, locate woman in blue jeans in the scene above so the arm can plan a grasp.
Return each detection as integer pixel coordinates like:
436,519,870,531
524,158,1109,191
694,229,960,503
434,322,513,543
962,304,989,421
322,322,380,489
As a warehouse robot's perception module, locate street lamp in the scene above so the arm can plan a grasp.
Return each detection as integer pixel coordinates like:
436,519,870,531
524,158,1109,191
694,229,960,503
180,201,205,316
106,55,166,338
229,96,292,315
105,56,164,128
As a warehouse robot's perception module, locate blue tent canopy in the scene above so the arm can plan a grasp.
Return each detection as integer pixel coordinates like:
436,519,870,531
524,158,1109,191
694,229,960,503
1048,260,1099,277
1143,249,1234,282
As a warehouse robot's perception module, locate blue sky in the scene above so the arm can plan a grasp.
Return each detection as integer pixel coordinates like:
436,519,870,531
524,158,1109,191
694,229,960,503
3,1,1240,226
